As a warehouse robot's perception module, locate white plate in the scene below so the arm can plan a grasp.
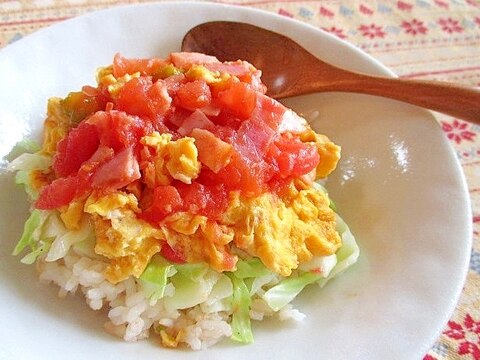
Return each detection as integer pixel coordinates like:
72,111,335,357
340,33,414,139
0,3,472,360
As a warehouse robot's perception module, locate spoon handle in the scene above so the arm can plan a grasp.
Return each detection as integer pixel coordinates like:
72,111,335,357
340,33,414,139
325,72,480,124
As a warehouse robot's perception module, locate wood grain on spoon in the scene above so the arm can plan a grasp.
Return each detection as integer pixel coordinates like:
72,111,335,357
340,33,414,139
182,21,480,124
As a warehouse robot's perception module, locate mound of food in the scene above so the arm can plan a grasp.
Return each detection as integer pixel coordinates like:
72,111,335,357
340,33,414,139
9,52,359,349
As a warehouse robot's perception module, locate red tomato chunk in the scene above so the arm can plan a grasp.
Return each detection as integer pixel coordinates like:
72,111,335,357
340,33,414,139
36,53,323,222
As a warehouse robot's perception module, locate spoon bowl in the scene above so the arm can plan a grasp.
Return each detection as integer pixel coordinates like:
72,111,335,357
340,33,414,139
182,21,480,124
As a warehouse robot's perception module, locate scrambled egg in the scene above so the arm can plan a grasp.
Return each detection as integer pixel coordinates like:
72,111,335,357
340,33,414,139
158,180,341,277
162,212,236,272
84,191,163,283
140,132,201,187
52,118,340,283
222,183,341,276
36,55,344,288
41,98,71,155
60,197,87,230
300,129,341,179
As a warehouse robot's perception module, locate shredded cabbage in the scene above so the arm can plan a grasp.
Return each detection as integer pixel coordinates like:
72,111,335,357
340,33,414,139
15,170,39,200
8,143,51,200
204,274,233,306
20,242,51,265
12,139,41,154
12,210,42,256
12,209,53,264
134,205,359,344
140,256,176,304
317,215,360,288
45,216,92,262
163,265,220,311
7,152,51,172
175,262,209,281
227,273,254,344
263,272,321,311
234,258,271,279
72,233,100,259
11,142,359,346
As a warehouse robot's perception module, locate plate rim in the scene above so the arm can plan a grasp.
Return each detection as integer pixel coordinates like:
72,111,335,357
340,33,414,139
0,2,473,359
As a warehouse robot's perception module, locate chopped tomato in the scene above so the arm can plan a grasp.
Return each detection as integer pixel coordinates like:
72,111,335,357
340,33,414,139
160,242,185,264
267,136,320,179
37,145,115,210
35,176,78,210
176,182,228,220
176,80,212,110
163,74,186,96
176,182,207,212
113,53,167,77
116,77,171,120
216,82,257,120
142,185,183,223
53,122,100,177
222,252,237,271
39,52,326,226
87,145,115,164
87,110,154,152
199,154,269,197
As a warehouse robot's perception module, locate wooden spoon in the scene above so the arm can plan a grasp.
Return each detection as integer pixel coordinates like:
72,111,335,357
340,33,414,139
182,21,480,124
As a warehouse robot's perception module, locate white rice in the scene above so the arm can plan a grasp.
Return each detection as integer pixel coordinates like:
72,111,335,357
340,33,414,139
37,247,304,350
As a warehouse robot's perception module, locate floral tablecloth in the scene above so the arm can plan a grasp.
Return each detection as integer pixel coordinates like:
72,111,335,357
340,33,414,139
0,0,479,358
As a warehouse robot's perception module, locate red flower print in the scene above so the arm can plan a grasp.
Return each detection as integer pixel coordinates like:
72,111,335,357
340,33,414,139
397,1,414,11
401,19,428,35
438,17,464,33
359,4,374,15
319,6,334,18
475,16,480,27
444,314,480,359
358,24,386,38
322,26,347,39
442,119,476,144
278,8,293,18
434,0,449,8
423,355,438,360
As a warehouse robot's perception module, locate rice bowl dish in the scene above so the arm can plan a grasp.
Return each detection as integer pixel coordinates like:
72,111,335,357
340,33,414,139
8,52,359,350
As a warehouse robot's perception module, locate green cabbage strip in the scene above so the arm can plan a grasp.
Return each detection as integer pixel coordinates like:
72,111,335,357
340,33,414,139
227,273,254,344
7,152,52,172
234,258,271,279
12,209,53,264
135,187,359,343
164,265,218,310
139,256,255,341
14,170,38,199
175,262,209,281
45,216,92,262
13,139,40,154
12,210,42,256
262,272,322,311
317,215,359,288
20,242,51,265
8,144,51,201
140,255,174,303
